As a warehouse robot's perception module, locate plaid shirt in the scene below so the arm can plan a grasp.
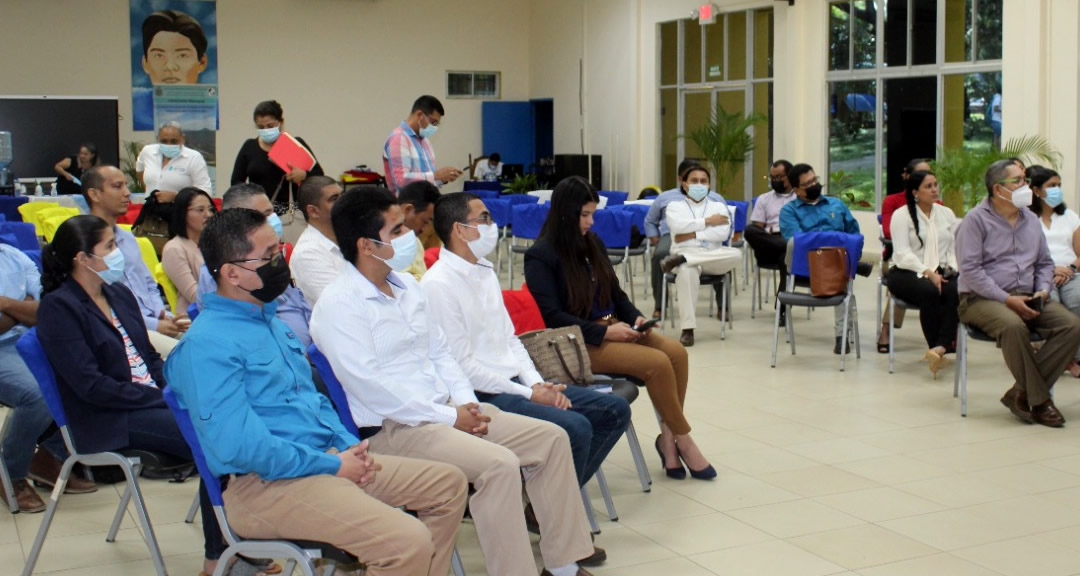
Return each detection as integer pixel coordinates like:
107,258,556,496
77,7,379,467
382,121,437,194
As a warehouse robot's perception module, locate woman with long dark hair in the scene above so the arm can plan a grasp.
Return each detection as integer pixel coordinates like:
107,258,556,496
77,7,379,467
231,100,324,213
53,143,99,195
885,171,959,378
161,186,217,313
524,176,714,480
1027,166,1080,377
36,215,235,576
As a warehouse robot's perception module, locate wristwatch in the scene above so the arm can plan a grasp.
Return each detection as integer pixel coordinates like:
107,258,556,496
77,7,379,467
1070,264,1078,272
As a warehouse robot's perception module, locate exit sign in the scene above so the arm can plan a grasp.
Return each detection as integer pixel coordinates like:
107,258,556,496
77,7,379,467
698,3,717,25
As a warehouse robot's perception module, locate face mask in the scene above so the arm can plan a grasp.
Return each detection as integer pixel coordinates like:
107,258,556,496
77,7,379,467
464,222,499,259
803,184,823,202
1044,186,1064,208
687,184,709,202
159,144,181,159
372,230,419,272
267,212,284,238
240,254,291,303
419,123,438,139
771,180,788,194
1001,184,1033,209
258,126,281,144
88,248,125,285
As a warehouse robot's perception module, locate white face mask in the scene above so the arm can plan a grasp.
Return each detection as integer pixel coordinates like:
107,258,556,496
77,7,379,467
1000,184,1033,209
464,222,499,259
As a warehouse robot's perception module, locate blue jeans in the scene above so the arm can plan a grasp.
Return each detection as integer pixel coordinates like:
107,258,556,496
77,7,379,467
0,339,67,480
477,385,631,486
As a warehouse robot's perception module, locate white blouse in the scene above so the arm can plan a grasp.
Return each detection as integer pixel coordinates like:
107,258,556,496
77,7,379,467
136,144,213,194
891,203,958,274
1039,209,1080,267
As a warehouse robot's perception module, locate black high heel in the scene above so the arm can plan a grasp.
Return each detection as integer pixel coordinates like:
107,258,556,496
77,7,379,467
654,435,686,479
676,442,717,480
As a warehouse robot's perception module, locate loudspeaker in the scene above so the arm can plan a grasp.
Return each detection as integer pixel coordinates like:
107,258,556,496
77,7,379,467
553,154,602,189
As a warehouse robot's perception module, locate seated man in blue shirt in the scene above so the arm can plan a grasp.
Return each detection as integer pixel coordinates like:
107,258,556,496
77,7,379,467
194,182,311,347
644,160,725,318
165,208,468,576
778,163,865,354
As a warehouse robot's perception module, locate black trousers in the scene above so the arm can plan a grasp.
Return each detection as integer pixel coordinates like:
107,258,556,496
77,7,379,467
886,268,960,350
650,234,672,312
744,225,788,299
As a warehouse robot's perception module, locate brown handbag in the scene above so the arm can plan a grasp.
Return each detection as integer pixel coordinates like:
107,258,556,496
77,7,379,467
808,246,849,297
518,326,595,385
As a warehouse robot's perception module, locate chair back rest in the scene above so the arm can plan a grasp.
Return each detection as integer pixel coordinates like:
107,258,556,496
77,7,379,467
0,221,39,252
485,197,513,228
505,194,539,207
306,345,360,437
187,302,199,321
15,329,68,430
612,204,649,233
503,287,546,335
282,242,294,265
136,236,160,271
153,262,180,316
511,202,549,240
591,208,633,249
0,196,29,222
17,202,59,235
727,200,749,233
527,190,553,204
161,388,226,507
424,246,442,269
598,190,629,207
790,231,864,279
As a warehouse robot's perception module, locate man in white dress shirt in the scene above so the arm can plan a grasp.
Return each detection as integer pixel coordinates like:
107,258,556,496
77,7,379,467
421,192,631,490
290,176,344,305
135,121,213,200
309,186,600,576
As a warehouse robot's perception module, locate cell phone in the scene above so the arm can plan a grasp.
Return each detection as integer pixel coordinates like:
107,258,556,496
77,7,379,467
1027,295,1045,313
634,318,659,332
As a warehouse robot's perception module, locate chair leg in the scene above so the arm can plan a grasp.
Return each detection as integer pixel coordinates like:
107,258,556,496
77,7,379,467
853,297,861,359
840,297,851,372
771,300,782,367
876,277,883,342
282,559,298,576
126,466,168,576
595,467,618,521
623,421,652,491
720,277,729,340
452,546,467,576
107,479,132,542
787,305,797,355
21,456,77,576
660,281,667,331
185,490,200,523
751,264,758,319
0,409,19,514
888,297,896,374
581,485,600,534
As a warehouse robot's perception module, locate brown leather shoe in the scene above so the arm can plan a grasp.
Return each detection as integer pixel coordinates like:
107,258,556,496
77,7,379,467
679,329,694,347
1000,387,1034,424
1031,399,1066,428
28,450,98,494
0,479,46,513
578,545,607,567
661,254,686,274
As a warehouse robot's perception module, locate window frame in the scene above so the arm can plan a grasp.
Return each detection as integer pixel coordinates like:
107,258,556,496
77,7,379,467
445,71,501,100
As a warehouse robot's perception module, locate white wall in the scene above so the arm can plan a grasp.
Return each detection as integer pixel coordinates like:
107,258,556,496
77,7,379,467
529,0,584,155
0,0,532,194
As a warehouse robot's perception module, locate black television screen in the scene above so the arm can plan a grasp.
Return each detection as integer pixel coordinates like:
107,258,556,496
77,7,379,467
0,96,120,180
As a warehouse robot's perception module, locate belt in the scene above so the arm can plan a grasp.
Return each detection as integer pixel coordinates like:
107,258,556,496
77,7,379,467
357,425,383,439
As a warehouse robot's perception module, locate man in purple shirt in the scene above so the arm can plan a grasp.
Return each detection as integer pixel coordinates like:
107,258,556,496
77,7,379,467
955,159,1080,427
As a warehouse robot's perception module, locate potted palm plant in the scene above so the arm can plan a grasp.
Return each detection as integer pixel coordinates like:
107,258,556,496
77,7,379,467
120,140,146,194
501,173,542,195
681,106,766,197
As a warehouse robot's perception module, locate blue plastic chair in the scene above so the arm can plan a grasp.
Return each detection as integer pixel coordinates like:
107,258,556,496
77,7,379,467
771,232,864,371
163,388,357,576
187,302,200,321
592,209,644,301
306,345,468,576
501,193,540,207
507,203,550,288
16,328,171,575
0,196,28,223
597,190,628,207
727,200,750,291
1,221,39,252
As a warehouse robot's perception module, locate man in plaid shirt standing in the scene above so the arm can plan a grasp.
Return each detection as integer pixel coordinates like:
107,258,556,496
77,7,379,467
383,95,463,195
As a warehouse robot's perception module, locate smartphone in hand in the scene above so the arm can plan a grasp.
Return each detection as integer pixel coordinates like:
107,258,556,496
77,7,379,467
1026,295,1045,313
634,318,660,332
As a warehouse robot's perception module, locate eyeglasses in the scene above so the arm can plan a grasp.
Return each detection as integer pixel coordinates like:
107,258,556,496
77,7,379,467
464,215,494,226
423,112,441,127
799,177,821,188
227,251,282,269
997,177,1028,187
188,206,214,215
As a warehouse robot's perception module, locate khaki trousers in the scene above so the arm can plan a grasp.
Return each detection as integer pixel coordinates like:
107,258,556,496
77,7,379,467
147,329,178,358
587,330,691,434
670,244,742,330
223,454,468,576
368,403,593,576
958,293,1080,405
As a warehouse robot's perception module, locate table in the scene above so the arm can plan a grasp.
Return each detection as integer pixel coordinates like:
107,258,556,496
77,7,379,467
464,180,504,192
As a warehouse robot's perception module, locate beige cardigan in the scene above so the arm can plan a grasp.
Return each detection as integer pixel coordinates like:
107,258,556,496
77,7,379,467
161,236,203,313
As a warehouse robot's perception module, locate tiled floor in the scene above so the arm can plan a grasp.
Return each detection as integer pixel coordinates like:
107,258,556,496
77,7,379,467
11,261,1080,575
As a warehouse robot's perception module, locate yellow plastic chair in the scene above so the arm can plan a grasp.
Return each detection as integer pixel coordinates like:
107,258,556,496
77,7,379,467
117,223,133,232
17,202,61,236
135,236,160,274
41,213,76,242
153,262,179,316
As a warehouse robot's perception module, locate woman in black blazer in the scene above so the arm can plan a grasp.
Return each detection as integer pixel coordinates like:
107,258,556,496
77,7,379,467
36,216,234,575
524,177,714,480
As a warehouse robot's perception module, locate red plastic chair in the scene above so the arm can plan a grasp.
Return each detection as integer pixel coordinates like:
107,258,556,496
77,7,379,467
424,246,441,269
282,242,294,264
115,203,143,225
502,283,545,335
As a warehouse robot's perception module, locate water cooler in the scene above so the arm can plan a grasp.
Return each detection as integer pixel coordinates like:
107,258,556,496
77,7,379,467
0,132,13,196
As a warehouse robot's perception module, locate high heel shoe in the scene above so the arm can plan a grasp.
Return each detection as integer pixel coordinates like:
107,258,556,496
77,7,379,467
922,350,948,380
654,435,686,479
675,442,717,480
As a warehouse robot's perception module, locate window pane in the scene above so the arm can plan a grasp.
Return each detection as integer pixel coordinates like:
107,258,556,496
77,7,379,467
447,73,472,97
683,91,712,161
660,21,679,86
753,9,773,79
884,0,908,67
684,20,703,84
853,0,877,69
944,0,972,62
660,88,679,189
716,90,746,198
705,18,725,80
828,80,876,210
976,0,1003,60
941,72,1001,210
829,2,851,71
883,76,937,196
752,83,774,198
911,0,937,65
474,73,499,98
728,12,747,81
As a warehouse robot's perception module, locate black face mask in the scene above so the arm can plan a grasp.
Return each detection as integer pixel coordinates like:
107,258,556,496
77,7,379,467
241,254,291,303
771,180,788,194
803,184,823,202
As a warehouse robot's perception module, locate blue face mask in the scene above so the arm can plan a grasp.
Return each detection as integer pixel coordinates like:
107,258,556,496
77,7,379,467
687,184,709,202
159,144,181,159
1044,186,1064,208
267,212,284,238
418,117,438,139
372,230,419,272
89,248,125,285
258,126,281,144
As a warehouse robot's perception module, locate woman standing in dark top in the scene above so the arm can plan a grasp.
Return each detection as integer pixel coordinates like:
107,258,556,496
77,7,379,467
230,100,324,213
53,143,99,195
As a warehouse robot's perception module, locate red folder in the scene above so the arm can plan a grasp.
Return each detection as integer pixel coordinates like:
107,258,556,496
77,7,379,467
268,132,317,173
